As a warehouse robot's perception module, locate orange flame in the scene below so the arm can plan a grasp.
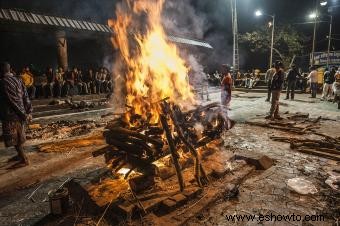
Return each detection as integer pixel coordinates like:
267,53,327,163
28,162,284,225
109,0,195,125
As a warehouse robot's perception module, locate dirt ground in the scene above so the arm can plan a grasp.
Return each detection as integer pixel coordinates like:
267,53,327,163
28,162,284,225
185,122,339,226
0,90,339,226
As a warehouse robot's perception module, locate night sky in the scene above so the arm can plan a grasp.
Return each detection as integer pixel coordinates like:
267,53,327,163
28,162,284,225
0,0,339,71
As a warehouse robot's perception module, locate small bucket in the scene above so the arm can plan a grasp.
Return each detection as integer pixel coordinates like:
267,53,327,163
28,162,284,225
48,187,69,215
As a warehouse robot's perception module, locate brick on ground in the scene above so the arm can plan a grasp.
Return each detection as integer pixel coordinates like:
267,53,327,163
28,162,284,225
169,193,187,206
235,153,274,170
182,187,203,199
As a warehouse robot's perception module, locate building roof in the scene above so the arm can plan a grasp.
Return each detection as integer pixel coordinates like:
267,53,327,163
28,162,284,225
0,8,213,49
0,8,112,33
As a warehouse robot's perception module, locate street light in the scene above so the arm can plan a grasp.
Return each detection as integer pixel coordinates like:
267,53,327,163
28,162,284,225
320,0,328,6
255,10,263,17
255,9,275,68
308,11,333,67
327,15,333,67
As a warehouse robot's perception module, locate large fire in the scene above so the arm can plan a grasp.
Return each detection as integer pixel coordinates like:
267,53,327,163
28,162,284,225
109,0,195,125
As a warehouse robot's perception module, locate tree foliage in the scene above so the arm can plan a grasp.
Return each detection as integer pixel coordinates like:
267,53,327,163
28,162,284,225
239,25,307,67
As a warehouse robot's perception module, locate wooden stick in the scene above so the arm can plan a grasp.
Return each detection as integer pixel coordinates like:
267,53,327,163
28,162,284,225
92,146,112,157
246,121,305,134
167,102,209,186
294,148,340,161
184,102,220,116
105,137,144,155
160,114,185,192
108,127,163,147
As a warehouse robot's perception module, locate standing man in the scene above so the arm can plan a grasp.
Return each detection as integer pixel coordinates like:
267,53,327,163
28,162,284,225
221,64,233,110
0,62,32,166
265,61,285,120
321,67,336,101
265,64,275,102
220,64,235,129
285,64,300,100
307,66,318,98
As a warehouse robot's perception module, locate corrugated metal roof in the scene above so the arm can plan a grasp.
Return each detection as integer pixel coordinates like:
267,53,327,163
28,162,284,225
0,8,213,49
167,35,213,49
0,8,113,34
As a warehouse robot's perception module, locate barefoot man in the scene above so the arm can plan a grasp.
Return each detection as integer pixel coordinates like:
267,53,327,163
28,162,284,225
265,61,284,120
220,64,235,129
221,64,232,109
0,62,32,166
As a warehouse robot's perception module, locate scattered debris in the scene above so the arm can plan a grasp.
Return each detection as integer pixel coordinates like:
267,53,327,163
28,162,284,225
26,120,102,140
287,177,318,195
38,133,105,153
49,99,65,106
325,171,340,191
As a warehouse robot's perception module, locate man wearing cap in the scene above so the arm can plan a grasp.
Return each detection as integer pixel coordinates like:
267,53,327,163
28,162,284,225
265,61,285,120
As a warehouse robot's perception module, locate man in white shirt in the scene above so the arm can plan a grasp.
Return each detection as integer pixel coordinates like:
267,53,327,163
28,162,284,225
307,67,318,98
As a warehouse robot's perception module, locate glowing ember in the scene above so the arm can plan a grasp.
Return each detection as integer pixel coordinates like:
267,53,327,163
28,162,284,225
109,0,196,125
117,168,133,176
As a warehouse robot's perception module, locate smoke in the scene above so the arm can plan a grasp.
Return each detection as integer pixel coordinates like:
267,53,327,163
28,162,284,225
161,0,234,84
186,54,207,87
161,0,208,89
162,0,209,39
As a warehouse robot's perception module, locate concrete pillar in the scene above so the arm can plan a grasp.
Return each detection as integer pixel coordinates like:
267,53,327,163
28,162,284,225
56,31,68,71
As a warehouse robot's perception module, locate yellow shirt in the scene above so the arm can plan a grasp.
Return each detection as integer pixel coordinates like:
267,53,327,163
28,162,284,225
21,72,34,87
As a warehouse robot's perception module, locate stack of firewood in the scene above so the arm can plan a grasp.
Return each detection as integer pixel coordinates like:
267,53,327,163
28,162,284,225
93,100,233,191
246,113,324,135
271,135,340,161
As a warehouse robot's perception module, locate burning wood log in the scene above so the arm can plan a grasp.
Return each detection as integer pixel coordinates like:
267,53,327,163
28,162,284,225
162,101,209,187
107,127,163,147
96,101,232,193
185,102,221,117
160,114,185,192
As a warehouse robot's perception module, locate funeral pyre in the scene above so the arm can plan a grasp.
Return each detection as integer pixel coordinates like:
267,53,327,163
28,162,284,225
94,0,234,193
98,101,233,192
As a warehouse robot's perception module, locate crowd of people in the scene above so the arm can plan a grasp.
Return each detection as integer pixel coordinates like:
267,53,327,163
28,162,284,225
18,66,113,99
218,62,340,120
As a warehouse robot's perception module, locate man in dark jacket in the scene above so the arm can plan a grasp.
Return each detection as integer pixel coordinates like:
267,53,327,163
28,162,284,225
321,67,336,101
266,61,285,120
0,62,32,166
285,64,300,100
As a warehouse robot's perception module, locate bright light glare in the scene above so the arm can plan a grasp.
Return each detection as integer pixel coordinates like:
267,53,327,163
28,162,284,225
320,1,328,6
309,12,317,19
255,10,263,17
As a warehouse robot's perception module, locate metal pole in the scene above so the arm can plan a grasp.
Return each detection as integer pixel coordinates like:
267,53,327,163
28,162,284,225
270,15,275,68
311,0,318,66
231,0,235,68
327,15,333,68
